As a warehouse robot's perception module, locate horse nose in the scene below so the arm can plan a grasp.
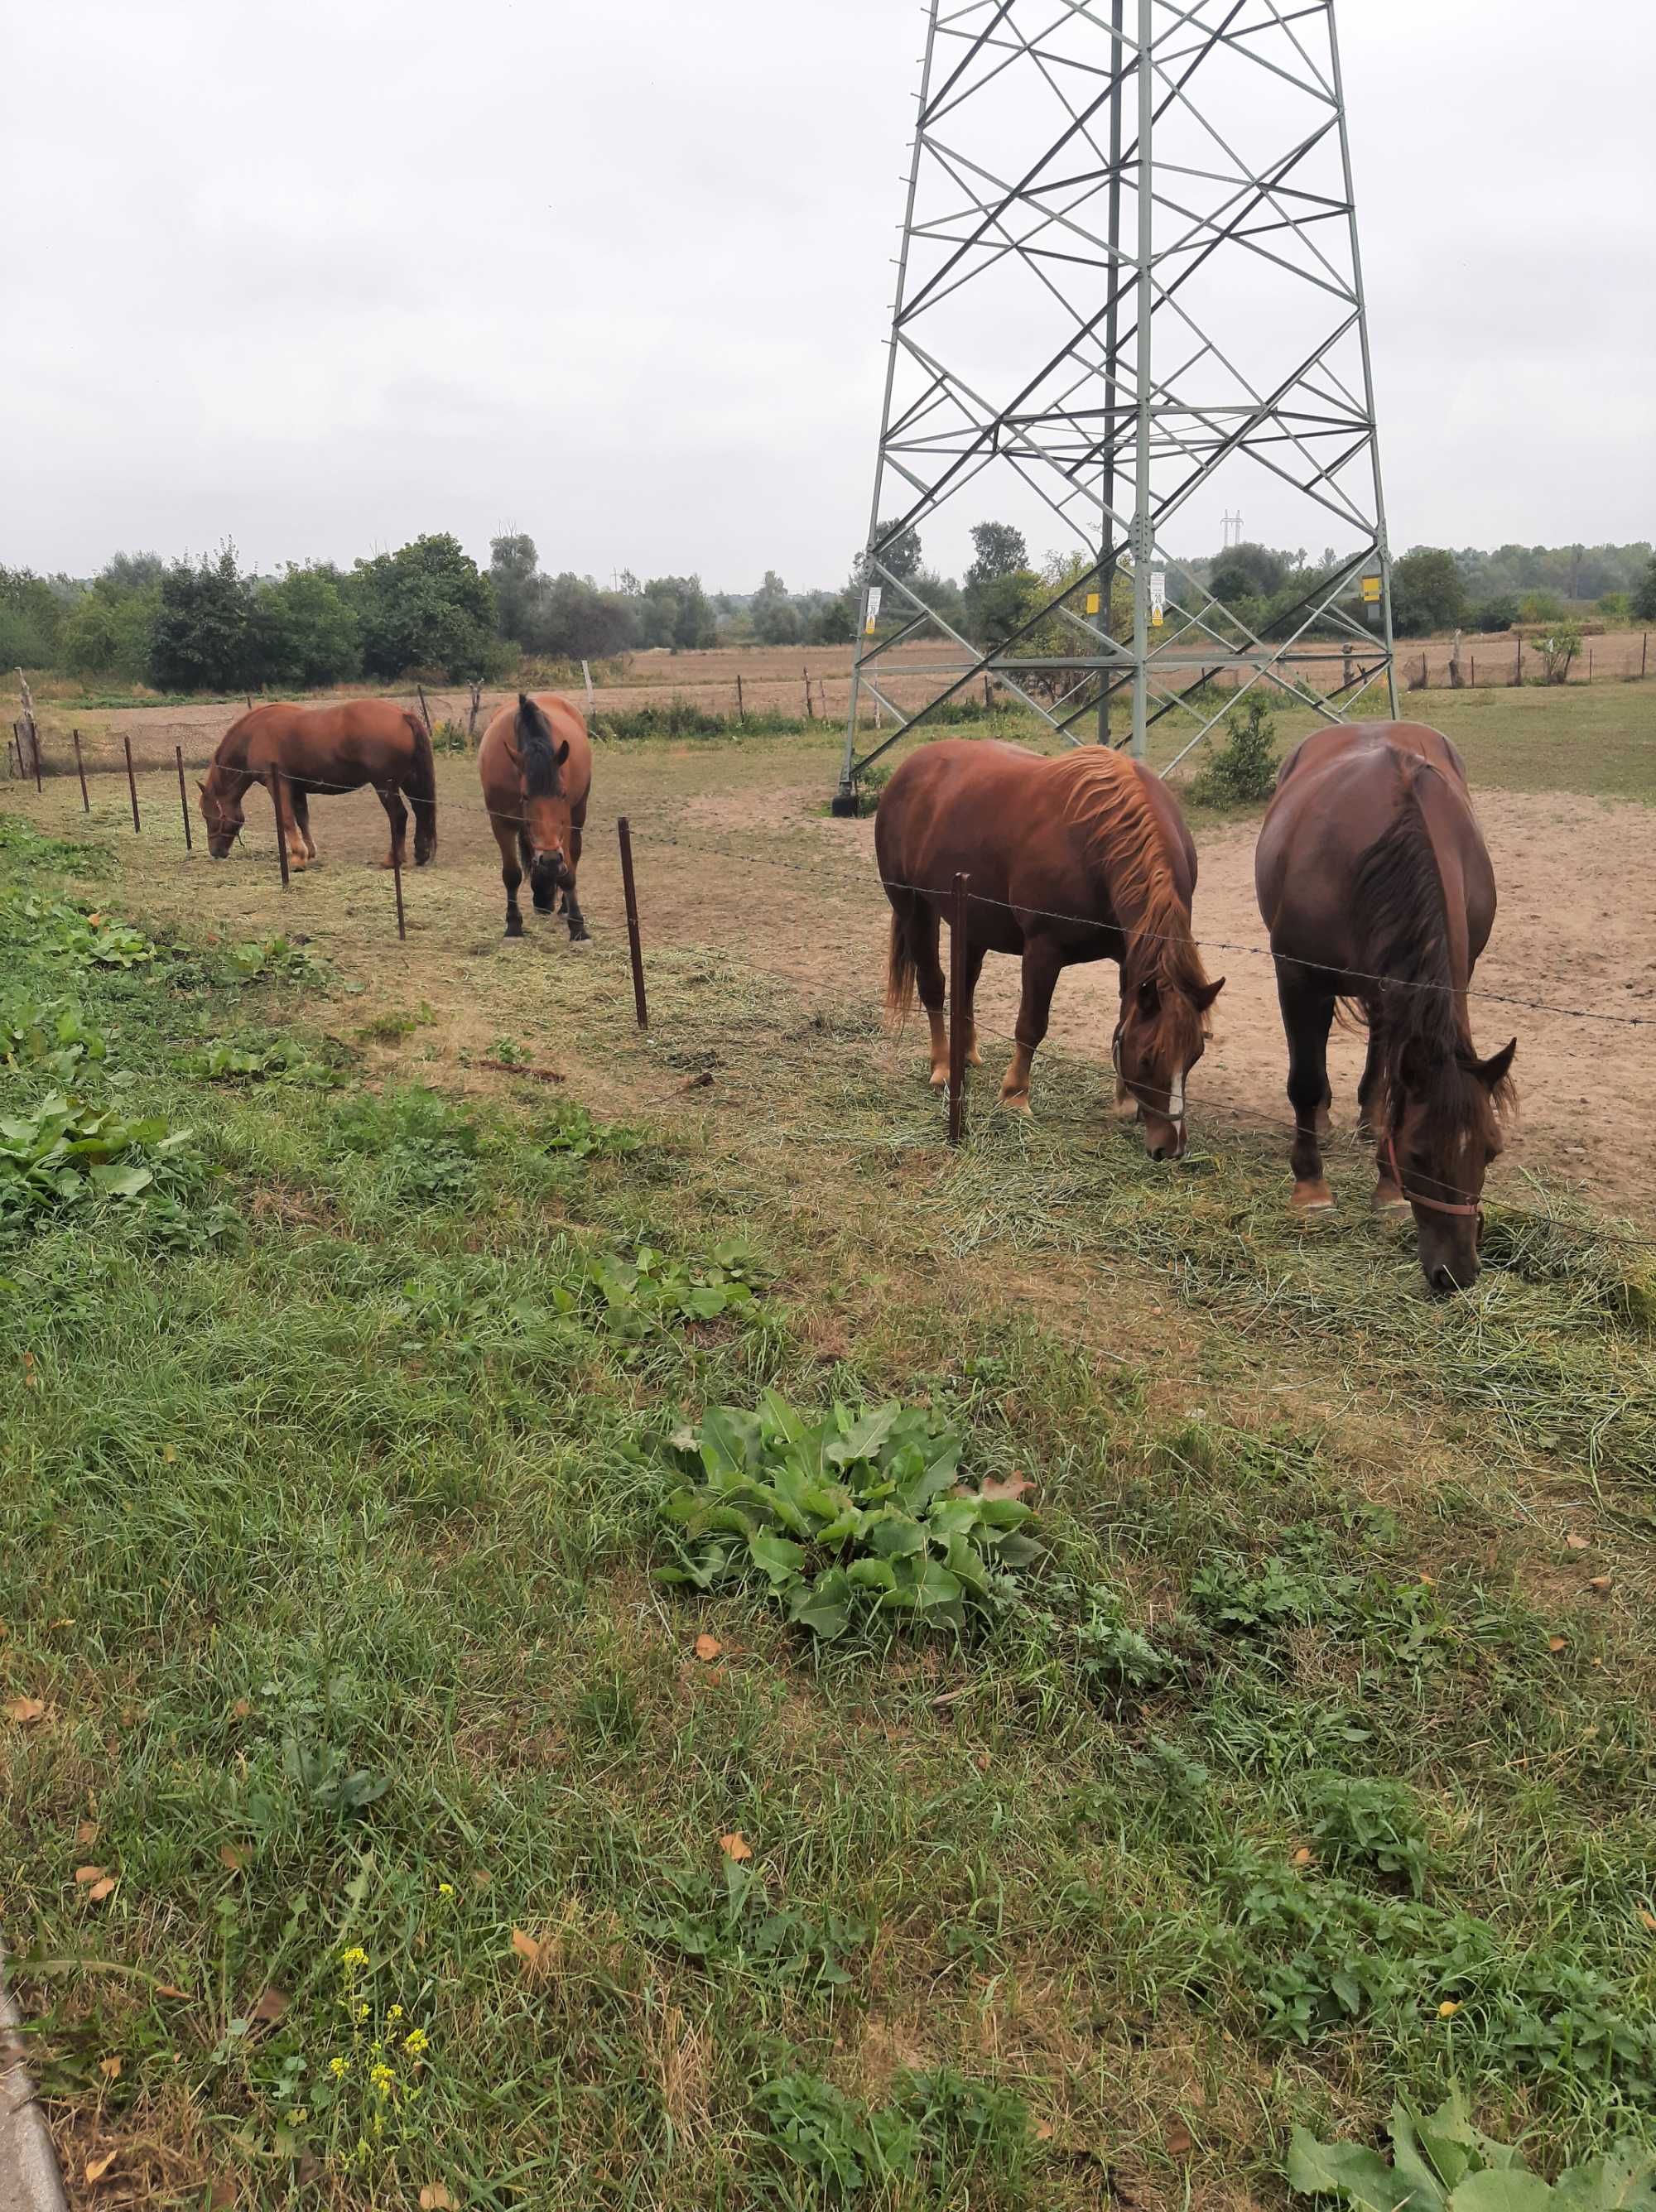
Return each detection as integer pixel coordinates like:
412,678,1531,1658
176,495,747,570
1429,1259,1474,1295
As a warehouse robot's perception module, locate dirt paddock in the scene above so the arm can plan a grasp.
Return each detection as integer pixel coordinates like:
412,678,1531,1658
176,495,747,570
19,727,1656,1224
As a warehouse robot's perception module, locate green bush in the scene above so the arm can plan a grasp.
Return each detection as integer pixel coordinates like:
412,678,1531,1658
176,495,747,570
1471,594,1520,633
1189,694,1280,806
659,1393,1039,1637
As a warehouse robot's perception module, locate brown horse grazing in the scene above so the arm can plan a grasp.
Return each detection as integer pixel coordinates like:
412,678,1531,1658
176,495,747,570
199,700,436,870
1254,720,1516,1292
875,740,1224,1157
478,693,592,941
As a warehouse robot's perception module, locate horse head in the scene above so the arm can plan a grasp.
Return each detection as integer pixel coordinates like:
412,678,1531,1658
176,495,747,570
506,695,574,910
1386,1034,1516,1292
1112,969,1225,1161
199,762,248,858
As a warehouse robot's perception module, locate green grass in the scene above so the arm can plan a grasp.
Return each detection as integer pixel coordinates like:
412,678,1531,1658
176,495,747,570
2,804,1655,2210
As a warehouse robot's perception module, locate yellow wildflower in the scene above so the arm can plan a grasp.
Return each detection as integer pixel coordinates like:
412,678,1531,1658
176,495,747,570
329,2056,349,2079
341,1945,368,1970
388,2004,404,2022
438,1883,455,1897
1437,2000,1461,2018
370,2062,395,2095
402,2027,429,2058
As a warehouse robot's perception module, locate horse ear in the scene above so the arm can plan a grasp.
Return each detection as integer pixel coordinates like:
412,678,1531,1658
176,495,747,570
1192,975,1225,1013
1135,977,1160,1017
1477,1037,1518,1091
555,738,570,767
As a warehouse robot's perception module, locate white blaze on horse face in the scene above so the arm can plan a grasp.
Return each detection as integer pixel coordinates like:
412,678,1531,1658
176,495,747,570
1167,1070,1184,1122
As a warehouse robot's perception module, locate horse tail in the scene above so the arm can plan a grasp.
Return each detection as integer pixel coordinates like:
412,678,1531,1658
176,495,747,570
884,906,917,1033
403,713,438,864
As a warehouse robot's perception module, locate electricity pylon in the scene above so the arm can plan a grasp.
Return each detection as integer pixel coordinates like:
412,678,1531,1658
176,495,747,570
835,0,1398,810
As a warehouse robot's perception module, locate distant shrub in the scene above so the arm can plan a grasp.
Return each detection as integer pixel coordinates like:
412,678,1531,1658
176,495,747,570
1189,694,1279,807
1471,594,1519,632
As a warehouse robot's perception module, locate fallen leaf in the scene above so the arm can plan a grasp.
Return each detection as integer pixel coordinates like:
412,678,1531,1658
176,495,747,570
1035,2120,1055,2142
1638,1910,1656,1935
510,1928,542,1967
1588,1575,1612,1592
229,1699,252,1721
1438,1999,1461,2017
1565,1532,1590,1551
693,1634,723,1663
472,1868,491,1888
161,1445,176,1463
1166,2123,1193,2157
47,1617,74,1630
84,2151,118,2183
99,2056,123,2080
980,1472,1033,1503
250,1985,287,2023
76,1820,99,1846
719,1832,753,1863
5,1696,46,1724
209,2180,238,2210
75,1864,108,1887
1291,1847,1313,1867
156,1984,191,2001
219,1844,248,1873
1548,1635,1568,1654
87,1876,118,1902
420,2190,456,2210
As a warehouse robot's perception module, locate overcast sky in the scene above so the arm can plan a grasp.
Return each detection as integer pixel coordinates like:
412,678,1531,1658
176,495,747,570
4,0,1653,589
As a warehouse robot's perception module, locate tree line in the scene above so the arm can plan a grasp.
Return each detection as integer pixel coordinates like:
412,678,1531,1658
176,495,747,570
3,527,1652,697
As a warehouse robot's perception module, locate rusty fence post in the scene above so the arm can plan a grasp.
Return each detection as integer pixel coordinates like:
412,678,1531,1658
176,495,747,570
33,729,43,795
391,844,407,940
270,772,291,890
617,815,647,1028
176,745,193,850
948,871,970,1147
73,731,89,811
122,736,140,830
735,673,744,723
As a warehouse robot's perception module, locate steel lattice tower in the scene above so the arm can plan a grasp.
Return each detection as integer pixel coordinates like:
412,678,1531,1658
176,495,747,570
835,0,1398,807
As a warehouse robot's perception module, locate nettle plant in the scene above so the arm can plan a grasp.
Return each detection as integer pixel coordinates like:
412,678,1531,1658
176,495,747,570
660,1394,1039,1637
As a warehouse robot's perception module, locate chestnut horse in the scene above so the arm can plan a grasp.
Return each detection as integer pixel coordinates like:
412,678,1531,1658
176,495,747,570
875,740,1223,1157
478,693,592,941
200,700,436,870
1254,721,1515,1291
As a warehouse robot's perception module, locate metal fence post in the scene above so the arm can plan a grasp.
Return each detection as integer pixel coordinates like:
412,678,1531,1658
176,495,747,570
617,816,647,1027
948,871,970,1147
176,746,193,850
122,736,140,830
73,731,89,811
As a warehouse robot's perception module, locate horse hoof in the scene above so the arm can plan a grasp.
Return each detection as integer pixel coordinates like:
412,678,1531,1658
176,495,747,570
1372,1181,1410,1217
504,922,525,940
999,1089,1033,1117
569,935,592,950
1291,1181,1335,1214
929,1067,950,1089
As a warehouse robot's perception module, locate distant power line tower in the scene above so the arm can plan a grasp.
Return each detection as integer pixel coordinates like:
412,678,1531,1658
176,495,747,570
835,0,1398,810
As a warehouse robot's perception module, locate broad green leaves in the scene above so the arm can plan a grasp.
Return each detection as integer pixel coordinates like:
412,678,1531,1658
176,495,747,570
0,1092,189,1224
661,1395,1037,1637
1288,2090,1656,2212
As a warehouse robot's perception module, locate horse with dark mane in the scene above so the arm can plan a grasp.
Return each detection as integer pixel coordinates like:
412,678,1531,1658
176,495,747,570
875,739,1223,1156
199,700,436,870
478,693,592,941
1254,720,1515,1291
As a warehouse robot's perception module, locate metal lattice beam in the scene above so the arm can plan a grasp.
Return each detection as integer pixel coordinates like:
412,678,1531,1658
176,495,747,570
836,0,1397,802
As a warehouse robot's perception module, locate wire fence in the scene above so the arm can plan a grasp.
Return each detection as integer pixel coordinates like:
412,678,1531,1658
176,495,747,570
7,754,1656,1259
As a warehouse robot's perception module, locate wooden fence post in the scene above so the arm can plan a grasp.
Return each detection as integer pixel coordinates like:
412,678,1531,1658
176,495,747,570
73,731,89,811
122,736,140,830
804,666,815,719
33,730,43,794
391,845,406,940
617,816,647,1027
270,772,291,890
176,745,193,850
735,673,744,724
1643,632,1649,679
948,872,970,1147
1514,636,1523,685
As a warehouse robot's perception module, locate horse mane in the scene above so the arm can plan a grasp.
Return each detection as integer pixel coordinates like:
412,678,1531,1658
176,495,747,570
515,695,565,797
1049,749,1214,1051
1355,764,1513,1147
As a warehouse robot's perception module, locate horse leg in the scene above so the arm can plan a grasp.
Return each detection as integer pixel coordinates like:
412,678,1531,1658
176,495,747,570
1278,970,1336,1210
961,942,985,1068
288,786,317,863
493,818,525,938
521,830,553,914
1356,1003,1384,1139
274,771,308,871
1000,935,1063,1115
378,786,409,871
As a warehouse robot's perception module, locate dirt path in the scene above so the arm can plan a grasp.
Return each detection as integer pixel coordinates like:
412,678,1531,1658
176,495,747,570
17,737,1656,1220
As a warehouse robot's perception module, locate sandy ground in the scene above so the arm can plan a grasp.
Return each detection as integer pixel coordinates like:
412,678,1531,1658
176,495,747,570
12,736,1655,1221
